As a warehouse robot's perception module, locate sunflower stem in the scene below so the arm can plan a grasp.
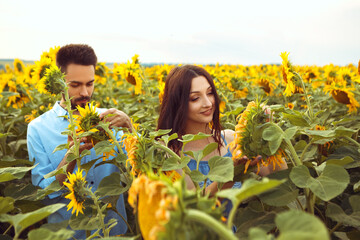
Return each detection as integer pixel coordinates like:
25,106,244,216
284,138,302,166
300,140,314,162
87,190,108,237
295,72,314,121
185,209,237,240
343,136,360,148
63,86,81,168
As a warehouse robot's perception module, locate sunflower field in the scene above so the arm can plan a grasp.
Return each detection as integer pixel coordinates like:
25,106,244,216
0,47,360,240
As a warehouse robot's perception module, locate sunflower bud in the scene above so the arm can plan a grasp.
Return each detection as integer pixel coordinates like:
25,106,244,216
42,65,66,95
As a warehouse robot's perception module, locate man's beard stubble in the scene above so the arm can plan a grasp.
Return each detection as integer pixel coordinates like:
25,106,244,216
62,93,92,110
71,96,91,109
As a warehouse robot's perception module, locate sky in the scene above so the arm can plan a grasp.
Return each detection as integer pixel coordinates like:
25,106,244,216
0,0,359,66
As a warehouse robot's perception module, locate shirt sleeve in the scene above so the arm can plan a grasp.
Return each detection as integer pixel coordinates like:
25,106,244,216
27,122,57,192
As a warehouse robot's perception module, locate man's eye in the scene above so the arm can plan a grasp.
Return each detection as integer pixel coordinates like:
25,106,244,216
70,84,79,88
87,82,94,87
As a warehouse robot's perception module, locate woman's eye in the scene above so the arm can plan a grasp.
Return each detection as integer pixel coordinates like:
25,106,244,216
190,97,199,102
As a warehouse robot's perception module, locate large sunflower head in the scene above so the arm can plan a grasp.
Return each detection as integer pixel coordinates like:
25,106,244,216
74,102,109,144
37,65,66,95
128,174,178,240
63,169,87,216
231,101,285,173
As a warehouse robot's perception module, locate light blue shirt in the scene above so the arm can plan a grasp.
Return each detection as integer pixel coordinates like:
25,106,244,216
27,101,128,237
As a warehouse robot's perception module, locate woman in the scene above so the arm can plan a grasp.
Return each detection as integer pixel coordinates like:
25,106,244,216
157,65,286,195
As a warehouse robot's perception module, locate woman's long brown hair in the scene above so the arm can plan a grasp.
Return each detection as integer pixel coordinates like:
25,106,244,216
157,65,222,154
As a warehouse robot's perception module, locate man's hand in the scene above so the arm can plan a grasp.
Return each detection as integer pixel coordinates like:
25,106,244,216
99,108,132,130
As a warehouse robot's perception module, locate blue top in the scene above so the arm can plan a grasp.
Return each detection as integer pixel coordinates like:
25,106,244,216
27,101,128,238
187,134,242,189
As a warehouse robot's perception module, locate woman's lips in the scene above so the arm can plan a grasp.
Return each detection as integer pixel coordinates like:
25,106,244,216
201,108,213,116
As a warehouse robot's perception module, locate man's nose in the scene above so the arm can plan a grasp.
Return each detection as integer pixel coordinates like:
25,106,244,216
79,85,89,96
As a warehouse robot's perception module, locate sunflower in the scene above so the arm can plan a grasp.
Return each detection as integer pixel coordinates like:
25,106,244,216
280,52,302,96
32,57,53,84
74,101,109,145
122,133,140,176
37,65,66,95
13,59,25,75
128,174,178,240
256,77,276,95
324,82,359,113
230,101,285,173
314,125,334,157
158,81,165,104
24,110,38,123
286,102,294,109
63,169,87,216
95,62,108,85
40,46,60,62
6,80,31,109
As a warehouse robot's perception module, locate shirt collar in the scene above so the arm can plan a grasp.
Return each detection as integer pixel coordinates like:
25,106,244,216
52,101,69,119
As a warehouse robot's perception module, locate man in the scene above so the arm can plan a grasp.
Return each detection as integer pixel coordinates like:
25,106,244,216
27,44,131,238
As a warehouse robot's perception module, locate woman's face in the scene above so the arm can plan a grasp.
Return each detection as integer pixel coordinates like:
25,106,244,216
187,76,215,127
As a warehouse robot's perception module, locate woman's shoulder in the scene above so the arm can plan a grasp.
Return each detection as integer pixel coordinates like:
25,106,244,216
222,129,235,145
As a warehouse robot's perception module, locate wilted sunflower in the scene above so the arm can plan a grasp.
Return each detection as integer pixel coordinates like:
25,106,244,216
280,52,303,96
63,169,87,216
74,101,110,145
37,65,66,95
230,101,285,173
128,174,178,240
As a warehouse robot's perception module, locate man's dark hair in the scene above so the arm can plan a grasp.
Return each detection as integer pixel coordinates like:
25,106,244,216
56,44,97,73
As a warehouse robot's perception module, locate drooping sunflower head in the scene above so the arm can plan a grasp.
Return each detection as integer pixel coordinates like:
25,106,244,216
231,100,285,173
232,101,267,159
324,82,359,112
63,169,87,216
37,65,66,95
280,52,302,96
128,174,178,240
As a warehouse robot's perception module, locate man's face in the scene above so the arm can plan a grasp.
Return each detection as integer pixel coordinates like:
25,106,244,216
64,64,95,109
